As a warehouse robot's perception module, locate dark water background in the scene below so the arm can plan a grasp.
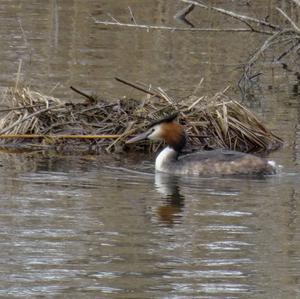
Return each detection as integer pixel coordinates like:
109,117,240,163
0,1,300,298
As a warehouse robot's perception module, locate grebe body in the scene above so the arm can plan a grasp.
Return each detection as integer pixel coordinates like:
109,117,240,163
127,115,276,176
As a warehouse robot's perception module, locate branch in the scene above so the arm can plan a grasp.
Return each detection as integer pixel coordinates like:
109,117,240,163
276,7,300,34
0,134,121,139
174,4,195,27
180,0,280,31
115,77,157,97
70,86,96,102
277,39,300,61
115,77,166,100
238,28,298,99
115,77,178,106
128,6,137,25
246,29,295,71
92,17,255,33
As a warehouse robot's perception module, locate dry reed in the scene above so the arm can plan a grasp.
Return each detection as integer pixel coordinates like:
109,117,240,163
0,82,283,154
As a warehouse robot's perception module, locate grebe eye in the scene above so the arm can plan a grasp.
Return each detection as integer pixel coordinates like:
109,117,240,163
149,127,155,133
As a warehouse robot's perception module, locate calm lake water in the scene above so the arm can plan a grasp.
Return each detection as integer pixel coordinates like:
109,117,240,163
0,1,300,298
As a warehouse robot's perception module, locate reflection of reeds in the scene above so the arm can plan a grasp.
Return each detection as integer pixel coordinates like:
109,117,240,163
0,85,283,154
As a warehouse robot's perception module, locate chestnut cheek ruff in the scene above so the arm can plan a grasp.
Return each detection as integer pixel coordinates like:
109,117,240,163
161,122,186,153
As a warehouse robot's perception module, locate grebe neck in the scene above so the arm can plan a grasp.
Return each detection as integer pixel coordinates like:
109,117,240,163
155,146,178,172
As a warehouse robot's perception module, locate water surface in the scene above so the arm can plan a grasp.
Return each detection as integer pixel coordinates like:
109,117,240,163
0,153,300,298
0,1,300,298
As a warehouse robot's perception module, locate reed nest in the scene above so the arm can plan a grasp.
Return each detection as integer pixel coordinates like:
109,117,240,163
0,82,283,154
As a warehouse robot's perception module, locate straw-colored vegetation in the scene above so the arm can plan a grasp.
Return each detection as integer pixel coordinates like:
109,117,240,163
0,80,283,154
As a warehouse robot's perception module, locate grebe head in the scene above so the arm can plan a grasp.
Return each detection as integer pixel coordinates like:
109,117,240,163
127,114,186,152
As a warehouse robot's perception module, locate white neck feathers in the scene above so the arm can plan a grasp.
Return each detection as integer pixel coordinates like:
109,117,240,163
155,146,178,172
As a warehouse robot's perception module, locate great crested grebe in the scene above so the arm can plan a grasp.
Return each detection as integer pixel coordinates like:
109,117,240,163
126,114,276,176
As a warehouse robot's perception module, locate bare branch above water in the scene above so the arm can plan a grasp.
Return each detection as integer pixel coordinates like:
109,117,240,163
179,0,280,31
174,3,195,27
92,17,253,33
239,27,300,100
276,7,300,34
92,2,299,102
93,2,280,35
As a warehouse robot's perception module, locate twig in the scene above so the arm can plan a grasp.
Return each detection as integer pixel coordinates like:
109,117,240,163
15,59,22,91
174,4,195,27
106,13,121,24
0,134,121,139
115,77,166,100
51,0,59,48
128,6,137,25
192,78,204,95
245,29,295,72
0,104,64,134
0,103,47,113
276,7,300,34
106,122,135,152
17,17,28,48
157,87,174,105
239,27,300,99
277,39,300,61
175,3,195,20
70,86,96,102
93,18,254,33
187,96,205,111
180,0,280,31
49,82,61,94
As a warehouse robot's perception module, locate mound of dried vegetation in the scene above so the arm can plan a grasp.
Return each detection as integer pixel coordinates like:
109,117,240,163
0,79,283,154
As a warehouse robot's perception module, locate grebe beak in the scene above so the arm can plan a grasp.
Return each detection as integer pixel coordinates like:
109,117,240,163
126,129,151,144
